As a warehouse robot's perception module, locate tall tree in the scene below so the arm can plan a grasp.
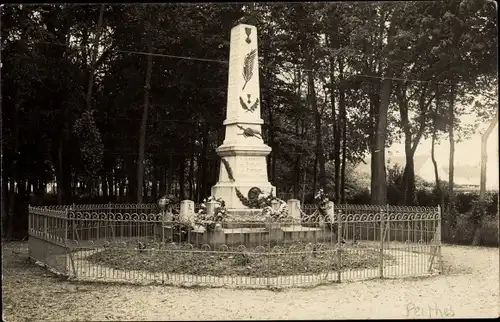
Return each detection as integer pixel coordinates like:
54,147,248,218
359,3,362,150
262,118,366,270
137,8,155,203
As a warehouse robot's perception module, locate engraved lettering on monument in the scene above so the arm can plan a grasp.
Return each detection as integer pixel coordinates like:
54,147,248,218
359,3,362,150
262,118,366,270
241,157,263,175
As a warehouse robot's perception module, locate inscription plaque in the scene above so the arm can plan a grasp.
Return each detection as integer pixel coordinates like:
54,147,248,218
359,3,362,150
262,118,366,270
240,157,264,176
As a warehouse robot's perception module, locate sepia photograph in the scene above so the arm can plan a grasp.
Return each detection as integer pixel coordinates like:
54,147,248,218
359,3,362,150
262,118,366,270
1,1,498,320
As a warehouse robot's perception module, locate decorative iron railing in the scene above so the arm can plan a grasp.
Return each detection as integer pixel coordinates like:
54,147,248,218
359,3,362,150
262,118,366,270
27,202,442,288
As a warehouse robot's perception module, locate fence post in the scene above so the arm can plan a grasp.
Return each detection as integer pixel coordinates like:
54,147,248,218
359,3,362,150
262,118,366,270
28,205,32,236
380,205,386,279
108,202,116,241
437,205,443,272
64,207,69,243
43,211,48,238
337,210,342,283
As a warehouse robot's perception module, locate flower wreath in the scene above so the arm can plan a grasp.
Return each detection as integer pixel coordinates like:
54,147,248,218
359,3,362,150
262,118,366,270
261,196,290,222
194,196,228,230
158,194,180,214
311,189,331,222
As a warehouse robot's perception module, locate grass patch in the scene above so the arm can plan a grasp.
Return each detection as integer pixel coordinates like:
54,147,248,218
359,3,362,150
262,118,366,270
85,243,395,278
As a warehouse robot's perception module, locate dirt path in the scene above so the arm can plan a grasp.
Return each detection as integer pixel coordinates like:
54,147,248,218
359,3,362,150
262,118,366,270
2,241,498,321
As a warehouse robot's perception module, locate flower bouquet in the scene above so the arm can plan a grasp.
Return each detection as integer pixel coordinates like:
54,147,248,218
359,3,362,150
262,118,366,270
312,189,332,224
262,197,290,229
194,196,227,231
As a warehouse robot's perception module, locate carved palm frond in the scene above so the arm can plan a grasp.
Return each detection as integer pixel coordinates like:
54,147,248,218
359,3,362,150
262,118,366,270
248,98,259,112
242,49,257,90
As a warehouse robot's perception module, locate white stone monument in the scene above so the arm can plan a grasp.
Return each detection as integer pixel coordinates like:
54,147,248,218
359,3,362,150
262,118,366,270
179,200,195,223
211,24,275,209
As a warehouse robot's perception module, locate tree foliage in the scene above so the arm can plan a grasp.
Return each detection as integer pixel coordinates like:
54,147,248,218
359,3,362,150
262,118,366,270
1,2,497,239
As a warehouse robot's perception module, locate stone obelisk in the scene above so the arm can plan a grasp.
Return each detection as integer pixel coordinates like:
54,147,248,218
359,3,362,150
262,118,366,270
211,24,275,209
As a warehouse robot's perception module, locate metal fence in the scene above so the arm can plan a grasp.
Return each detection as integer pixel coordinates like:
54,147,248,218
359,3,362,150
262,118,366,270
28,203,441,288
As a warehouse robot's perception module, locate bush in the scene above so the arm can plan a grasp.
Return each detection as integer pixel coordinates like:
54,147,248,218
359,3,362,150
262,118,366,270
346,186,498,246
345,188,371,204
442,213,499,246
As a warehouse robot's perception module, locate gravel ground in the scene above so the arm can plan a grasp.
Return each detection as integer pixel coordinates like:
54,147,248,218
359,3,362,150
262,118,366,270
2,241,499,321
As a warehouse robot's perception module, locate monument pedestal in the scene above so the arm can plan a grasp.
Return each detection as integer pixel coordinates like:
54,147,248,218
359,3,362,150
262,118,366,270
184,224,335,249
212,140,275,210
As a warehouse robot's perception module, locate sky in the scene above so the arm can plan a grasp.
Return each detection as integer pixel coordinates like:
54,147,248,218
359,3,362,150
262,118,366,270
388,122,499,189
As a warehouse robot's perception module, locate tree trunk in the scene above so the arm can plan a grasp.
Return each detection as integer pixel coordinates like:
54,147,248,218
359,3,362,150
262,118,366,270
126,157,137,202
167,157,174,195
475,109,499,246
178,157,186,200
302,164,307,205
71,178,76,199
195,153,202,202
431,114,445,220
6,90,21,237
267,103,276,183
85,5,105,112
480,109,499,196
137,23,154,203
7,166,16,240
307,57,326,192
101,173,108,198
2,178,8,236
370,14,396,205
18,179,27,237
194,156,200,202
119,174,125,201
189,153,195,200
334,57,346,201
263,69,276,182
57,135,64,205
340,101,347,204
271,135,277,183
83,4,105,200
448,84,456,199
188,131,196,200
339,59,347,203
293,120,303,199
371,68,394,205
159,165,166,197
27,179,33,195
211,158,219,194
293,68,303,199
398,84,432,205
151,165,158,202
293,154,301,199
200,125,209,199
398,87,415,205
107,169,114,201
312,156,318,199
